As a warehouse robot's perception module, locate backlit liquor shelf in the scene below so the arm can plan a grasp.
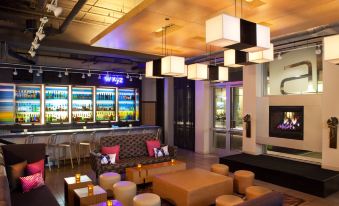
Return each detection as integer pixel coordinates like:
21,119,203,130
0,84,139,125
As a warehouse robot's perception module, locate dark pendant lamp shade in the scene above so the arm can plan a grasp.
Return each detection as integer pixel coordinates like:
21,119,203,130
226,19,257,51
208,65,229,82
145,59,164,78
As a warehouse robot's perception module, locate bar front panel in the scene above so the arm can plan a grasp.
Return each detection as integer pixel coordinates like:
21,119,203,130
15,85,42,124
72,87,94,123
45,86,69,123
0,84,15,124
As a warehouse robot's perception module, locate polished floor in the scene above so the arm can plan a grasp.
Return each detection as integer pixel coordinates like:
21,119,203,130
45,149,339,206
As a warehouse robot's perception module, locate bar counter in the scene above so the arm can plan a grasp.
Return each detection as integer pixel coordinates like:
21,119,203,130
0,125,160,138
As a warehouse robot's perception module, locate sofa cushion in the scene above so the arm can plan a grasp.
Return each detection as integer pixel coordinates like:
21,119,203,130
19,173,45,193
7,161,27,191
10,185,59,206
146,140,160,157
236,191,283,206
102,145,120,161
26,159,44,176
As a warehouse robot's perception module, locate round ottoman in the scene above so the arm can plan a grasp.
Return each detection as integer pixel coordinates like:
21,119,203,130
234,170,255,194
211,164,229,176
133,193,161,206
113,181,137,206
246,186,272,200
216,195,244,206
99,172,121,197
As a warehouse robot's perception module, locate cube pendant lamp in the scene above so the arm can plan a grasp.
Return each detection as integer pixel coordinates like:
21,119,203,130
187,64,208,80
161,56,185,76
208,65,229,82
224,49,247,68
145,59,163,78
242,23,270,52
248,43,274,63
205,14,240,47
175,65,188,77
324,34,339,64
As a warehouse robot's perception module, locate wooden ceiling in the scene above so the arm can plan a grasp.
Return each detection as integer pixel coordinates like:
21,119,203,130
91,0,339,57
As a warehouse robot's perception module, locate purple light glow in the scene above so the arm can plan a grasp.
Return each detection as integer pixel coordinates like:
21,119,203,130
104,75,124,85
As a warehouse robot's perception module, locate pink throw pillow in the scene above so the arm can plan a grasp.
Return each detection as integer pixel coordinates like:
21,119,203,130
27,159,44,176
101,145,120,161
146,140,161,157
19,173,45,193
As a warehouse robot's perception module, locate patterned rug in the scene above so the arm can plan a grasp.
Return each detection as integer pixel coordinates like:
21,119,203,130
137,184,305,206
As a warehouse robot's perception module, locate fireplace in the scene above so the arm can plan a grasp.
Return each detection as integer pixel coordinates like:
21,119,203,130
269,106,304,140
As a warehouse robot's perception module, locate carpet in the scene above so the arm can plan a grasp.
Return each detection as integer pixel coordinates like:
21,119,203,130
136,184,305,206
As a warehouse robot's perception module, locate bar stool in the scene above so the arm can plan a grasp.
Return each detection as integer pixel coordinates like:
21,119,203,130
46,134,58,171
57,133,79,169
24,135,34,144
78,131,96,163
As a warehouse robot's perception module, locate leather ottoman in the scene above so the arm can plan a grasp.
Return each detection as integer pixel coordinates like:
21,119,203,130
153,168,233,206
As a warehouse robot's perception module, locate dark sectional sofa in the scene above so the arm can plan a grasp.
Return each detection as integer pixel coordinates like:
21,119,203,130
90,133,177,177
0,144,59,206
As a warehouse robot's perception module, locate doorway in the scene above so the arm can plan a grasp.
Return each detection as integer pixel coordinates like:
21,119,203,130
211,82,243,156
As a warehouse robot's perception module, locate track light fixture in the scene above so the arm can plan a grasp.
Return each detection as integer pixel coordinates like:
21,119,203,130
139,75,142,80
58,72,62,78
315,45,322,55
98,74,101,80
32,41,40,50
126,73,130,79
46,0,63,17
87,70,91,77
28,66,33,73
28,48,36,58
81,73,85,79
36,31,46,41
39,67,43,74
129,77,133,82
13,69,18,76
64,69,69,76
105,72,109,79
36,72,40,77
277,52,282,60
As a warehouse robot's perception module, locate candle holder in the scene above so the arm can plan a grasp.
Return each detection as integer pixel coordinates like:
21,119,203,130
171,159,175,164
106,200,113,206
137,164,142,169
75,173,81,183
87,184,94,196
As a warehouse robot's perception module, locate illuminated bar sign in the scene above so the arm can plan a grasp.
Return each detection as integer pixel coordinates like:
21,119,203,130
104,75,124,85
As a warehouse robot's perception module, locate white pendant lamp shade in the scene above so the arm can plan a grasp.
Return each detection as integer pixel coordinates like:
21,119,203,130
224,49,245,67
145,61,163,78
175,65,188,77
209,65,229,82
187,64,208,80
161,56,185,76
206,14,240,47
248,43,274,63
242,24,270,52
324,34,339,64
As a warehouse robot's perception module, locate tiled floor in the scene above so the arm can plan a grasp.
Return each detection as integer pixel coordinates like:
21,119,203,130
45,149,339,206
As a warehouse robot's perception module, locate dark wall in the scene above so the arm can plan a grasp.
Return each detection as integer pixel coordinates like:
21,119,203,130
173,78,195,151
156,78,164,143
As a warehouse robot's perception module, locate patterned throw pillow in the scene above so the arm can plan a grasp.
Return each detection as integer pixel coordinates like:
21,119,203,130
19,172,45,193
100,154,116,165
101,145,120,161
146,140,161,157
153,145,170,158
27,159,44,176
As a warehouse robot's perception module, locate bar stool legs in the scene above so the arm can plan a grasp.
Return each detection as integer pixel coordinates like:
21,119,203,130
79,131,96,163
57,133,79,169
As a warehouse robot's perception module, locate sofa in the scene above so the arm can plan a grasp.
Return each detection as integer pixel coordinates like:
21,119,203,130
90,133,177,177
0,144,59,206
237,191,284,206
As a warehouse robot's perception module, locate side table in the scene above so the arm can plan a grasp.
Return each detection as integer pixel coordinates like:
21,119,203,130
74,185,107,206
64,175,92,206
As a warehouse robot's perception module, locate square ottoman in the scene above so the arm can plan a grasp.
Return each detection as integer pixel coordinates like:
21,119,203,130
153,168,233,206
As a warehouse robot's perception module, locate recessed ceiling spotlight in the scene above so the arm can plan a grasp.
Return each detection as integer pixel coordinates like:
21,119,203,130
315,45,322,55
46,0,63,17
28,66,33,73
58,72,62,78
87,70,91,77
64,68,69,76
13,69,18,76
277,52,282,60
81,73,86,79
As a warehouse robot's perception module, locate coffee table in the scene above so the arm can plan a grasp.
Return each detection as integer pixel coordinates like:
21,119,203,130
64,175,92,206
153,168,233,206
74,185,107,206
126,160,186,184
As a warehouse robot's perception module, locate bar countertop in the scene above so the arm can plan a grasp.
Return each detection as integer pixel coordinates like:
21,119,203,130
0,125,160,138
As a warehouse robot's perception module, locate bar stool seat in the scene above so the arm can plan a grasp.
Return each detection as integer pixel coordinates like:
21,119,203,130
133,193,161,206
216,195,244,206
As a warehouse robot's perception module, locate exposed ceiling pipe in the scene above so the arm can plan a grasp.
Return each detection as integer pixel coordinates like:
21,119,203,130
59,0,88,33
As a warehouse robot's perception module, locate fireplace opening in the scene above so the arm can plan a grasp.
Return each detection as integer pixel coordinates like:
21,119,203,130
269,106,304,140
